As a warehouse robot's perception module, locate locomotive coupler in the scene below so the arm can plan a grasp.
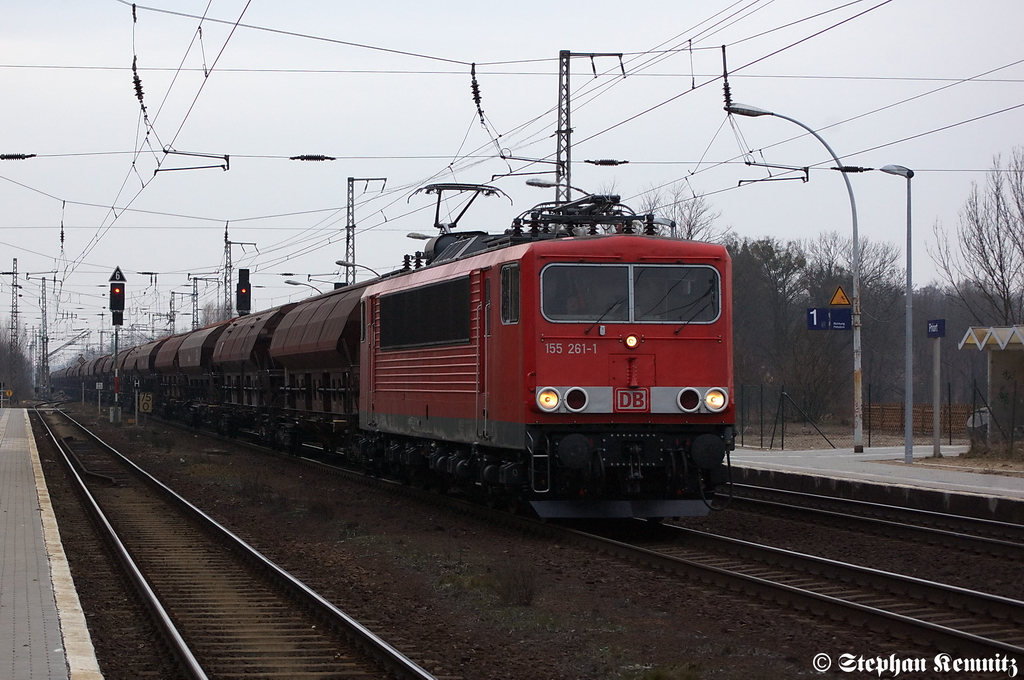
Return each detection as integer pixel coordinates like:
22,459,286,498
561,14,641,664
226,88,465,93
625,442,644,493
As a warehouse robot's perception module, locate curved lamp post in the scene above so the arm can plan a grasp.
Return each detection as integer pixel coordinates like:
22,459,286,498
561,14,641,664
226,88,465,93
335,260,381,278
726,103,865,452
880,165,915,464
285,279,322,295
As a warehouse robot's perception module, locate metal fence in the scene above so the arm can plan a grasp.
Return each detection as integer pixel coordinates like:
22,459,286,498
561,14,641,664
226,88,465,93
735,384,970,451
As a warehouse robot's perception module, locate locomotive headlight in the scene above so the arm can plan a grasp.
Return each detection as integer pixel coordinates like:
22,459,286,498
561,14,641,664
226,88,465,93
564,387,589,412
624,334,640,349
677,387,701,413
704,388,728,412
537,387,560,412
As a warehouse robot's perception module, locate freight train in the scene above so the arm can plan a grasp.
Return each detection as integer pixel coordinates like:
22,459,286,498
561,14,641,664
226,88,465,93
52,185,735,519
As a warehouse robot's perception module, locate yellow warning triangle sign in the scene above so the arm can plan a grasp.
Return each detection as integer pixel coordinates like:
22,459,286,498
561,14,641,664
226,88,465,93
830,286,851,306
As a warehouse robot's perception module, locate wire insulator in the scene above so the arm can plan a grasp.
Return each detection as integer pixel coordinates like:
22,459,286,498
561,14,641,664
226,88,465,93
644,214,656,236
290,155,336,161
721,45,732,110
132,56,146,108
0,153,36,160
470,63,486,128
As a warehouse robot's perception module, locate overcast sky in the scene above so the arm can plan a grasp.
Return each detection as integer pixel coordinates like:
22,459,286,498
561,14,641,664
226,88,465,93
3,1,1023,363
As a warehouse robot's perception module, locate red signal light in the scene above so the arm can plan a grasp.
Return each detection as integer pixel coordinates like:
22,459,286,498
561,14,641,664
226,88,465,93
109,282,125,311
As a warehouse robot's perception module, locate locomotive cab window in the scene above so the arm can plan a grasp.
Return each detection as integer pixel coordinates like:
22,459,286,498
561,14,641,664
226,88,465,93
541,263,720,324
541,264,629,322
634,265,719,323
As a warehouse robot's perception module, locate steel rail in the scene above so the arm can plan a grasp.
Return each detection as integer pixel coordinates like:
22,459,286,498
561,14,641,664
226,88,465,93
33,407,209,680
289,452,1024,656
726,483,1024,544
721,495,1024,560
566,522,1024,657
126,413,1024,657
51,408,437,680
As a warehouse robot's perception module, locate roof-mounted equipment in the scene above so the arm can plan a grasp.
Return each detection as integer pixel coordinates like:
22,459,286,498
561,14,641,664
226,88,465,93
411,183,511,234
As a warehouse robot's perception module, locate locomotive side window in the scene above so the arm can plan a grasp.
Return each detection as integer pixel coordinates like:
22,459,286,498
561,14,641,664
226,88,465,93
500,263,520,324
379,277,471,350
541,263,720,324
541,264,629,321
633,265,720,323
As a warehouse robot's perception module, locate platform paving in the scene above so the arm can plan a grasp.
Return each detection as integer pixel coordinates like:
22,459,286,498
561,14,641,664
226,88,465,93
732,443,1024,521
0,408,101,680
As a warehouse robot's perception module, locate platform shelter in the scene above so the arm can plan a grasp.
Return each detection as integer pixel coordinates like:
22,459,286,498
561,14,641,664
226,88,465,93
959,325,1024,443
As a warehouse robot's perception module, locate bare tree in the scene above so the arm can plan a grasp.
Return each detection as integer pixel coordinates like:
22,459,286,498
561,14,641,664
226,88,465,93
0,317,32,400
200,302,230,326
729,231,907,420
638,182,729,242
931,148,1024,325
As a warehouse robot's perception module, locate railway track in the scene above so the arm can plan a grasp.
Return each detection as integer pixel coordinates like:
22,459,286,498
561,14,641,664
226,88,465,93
91,411,1024,659
559,520,1024,658
277,450,1024,658
721,483,1024,559
36,408,436,680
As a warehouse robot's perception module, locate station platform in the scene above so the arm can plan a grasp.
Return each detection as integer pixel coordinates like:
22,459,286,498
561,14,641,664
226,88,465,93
730,443,1024,523
0,408,101,679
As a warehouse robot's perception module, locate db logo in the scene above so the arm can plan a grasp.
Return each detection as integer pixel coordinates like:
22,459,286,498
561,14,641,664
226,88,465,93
614,388,649,412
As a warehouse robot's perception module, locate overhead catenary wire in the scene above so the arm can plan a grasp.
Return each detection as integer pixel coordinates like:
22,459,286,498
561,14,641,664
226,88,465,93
65,0,251,277
7,0,1021,314
116,0,473,67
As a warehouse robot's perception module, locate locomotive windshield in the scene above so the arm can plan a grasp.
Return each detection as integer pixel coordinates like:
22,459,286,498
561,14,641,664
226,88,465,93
541,263,720,324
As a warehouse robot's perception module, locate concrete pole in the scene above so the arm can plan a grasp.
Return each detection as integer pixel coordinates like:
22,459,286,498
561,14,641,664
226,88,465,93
933,336,942,457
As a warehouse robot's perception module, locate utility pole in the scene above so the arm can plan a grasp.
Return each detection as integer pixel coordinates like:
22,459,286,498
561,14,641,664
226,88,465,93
169,290,191,335
193,278,200,329
224,224,231,319
39,277,49,397
345,177,386,286
223,223,256,319
23,271,57,397
28,332,37,390
1,259,19,369
555,50,623,204
189,276,219,329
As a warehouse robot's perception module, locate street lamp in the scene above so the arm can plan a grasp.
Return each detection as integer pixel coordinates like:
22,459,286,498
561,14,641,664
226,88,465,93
880,165,915,464
335,260,381,278
726,103,865,451
526,177,592,196
285,280,322,295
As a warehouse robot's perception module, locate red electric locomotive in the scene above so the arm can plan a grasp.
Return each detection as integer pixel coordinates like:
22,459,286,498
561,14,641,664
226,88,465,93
357,186,734,518
50,185,734,520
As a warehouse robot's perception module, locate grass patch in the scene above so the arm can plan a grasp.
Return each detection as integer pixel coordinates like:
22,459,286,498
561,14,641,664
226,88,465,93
237,474,289,510
965,440,1024,461
616,663,703,680
490,557,538,606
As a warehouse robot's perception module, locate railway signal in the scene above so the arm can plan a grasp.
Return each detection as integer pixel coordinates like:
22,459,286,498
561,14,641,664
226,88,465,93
236,268,251,316
107,266,126,423
109,266,126,326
